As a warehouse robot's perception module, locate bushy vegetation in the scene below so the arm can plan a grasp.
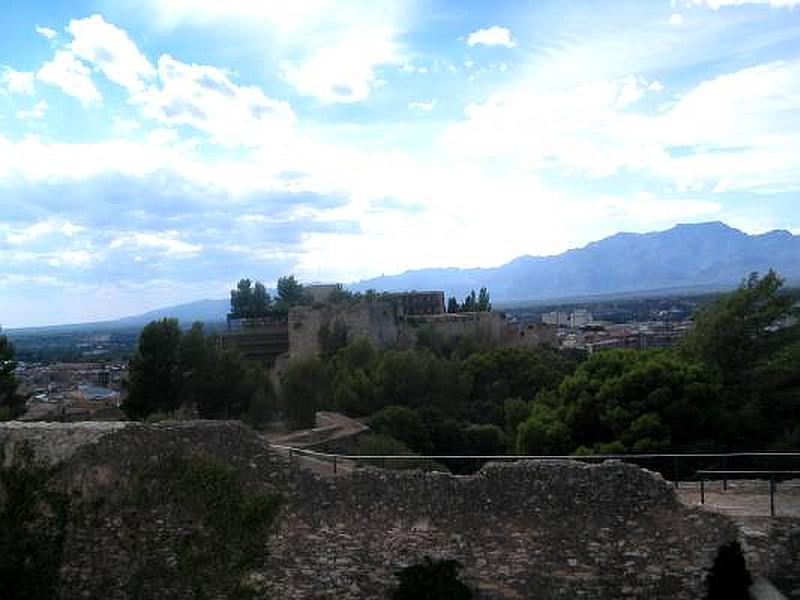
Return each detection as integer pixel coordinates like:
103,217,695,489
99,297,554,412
281,271,800,457
0,336,23,420
126,271,799,458
122,319,276,424
0,463,69,599
133,453,281,572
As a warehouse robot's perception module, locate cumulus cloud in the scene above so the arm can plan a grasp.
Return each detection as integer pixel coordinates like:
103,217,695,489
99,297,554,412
466,26,516,48
669,13,684,25
136,55,296,147
37,50,101,105
138,0,412,104
1,68,35,95
35,25,57,40
66,14,155,93
108,231,202,257
280,24,403,103
5,219,84,245
441,57,800,192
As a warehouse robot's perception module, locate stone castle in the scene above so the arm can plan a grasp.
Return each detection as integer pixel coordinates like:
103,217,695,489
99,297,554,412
219,287,557,370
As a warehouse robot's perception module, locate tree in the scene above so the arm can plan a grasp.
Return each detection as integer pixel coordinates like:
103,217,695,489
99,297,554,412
230,278,255,317
195,349,254,419
252,282,272,315
516,403,573,455
276,275,306,312
369,405,432,453
0,336,22,419
280,358,330,428
123,319,183,419
447,297,460,313
477,287,491,312
230,278,273,318
462,290,477,312
681,270,794,383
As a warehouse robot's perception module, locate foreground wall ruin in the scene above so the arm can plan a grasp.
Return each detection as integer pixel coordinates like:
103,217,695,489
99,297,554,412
0,421,793,599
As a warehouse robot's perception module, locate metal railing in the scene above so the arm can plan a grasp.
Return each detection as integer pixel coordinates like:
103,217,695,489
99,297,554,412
271,444,800,517
272,444,800,479
697,469,800,516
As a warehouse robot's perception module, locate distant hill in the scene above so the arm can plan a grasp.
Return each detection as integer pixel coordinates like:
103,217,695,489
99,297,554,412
351,221,800,303
8,299,230,335
9,221,799,333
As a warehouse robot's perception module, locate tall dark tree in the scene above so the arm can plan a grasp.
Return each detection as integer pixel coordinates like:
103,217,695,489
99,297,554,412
447,297,460,313
477,287,491,312
252,282,272,315
681,270,794,382
230,278,255,317
123,319,183,419
276,275,306,311
462,290,478,312
0,336,22,419
280,358,330,428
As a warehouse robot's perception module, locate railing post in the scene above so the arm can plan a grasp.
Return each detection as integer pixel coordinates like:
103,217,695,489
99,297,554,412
722,456,728,492
700,477,705,505
673,456,679,489
289,447,293,464
333,455,338,475
770,477,775,517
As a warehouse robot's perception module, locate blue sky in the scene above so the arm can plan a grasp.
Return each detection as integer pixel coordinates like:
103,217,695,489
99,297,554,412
1,0,799,327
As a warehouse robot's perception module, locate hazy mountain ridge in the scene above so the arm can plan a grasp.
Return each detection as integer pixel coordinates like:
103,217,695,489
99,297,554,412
352,221,800,302
9,222,799,332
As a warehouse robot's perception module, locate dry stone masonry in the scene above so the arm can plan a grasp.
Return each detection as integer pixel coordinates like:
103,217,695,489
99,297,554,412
0,421,794,599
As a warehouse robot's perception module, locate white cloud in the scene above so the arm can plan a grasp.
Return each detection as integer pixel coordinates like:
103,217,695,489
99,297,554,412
35,25,57,40
6,219,84,245
1,68,35,95
108,231,201,256
408,99,436,111
16,100,48,120
648,80,665,91
669,13,684,25
280,24,403,103
46,250,94,267
138,0,411,104
66,14,155,93
440,57,800,192
615,75,647,107
466,26,516,48
37,50,101,105
136,55,296,147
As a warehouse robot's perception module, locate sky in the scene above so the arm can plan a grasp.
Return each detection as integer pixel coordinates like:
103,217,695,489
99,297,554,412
1,0,800,327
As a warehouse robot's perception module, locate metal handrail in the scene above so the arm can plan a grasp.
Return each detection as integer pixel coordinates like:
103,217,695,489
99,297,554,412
270,444,800,462
695,469,800,516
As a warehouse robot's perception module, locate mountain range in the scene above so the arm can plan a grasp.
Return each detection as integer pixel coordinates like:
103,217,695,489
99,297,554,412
352,221,800,304
9,222,799,332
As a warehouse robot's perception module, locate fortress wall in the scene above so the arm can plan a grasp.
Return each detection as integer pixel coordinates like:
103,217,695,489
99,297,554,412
289,301,400,360
0,422,763,599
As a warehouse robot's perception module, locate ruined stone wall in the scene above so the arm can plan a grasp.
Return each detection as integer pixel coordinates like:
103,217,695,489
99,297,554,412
288,301,400,361
401,311,507,347
1,421,783,599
